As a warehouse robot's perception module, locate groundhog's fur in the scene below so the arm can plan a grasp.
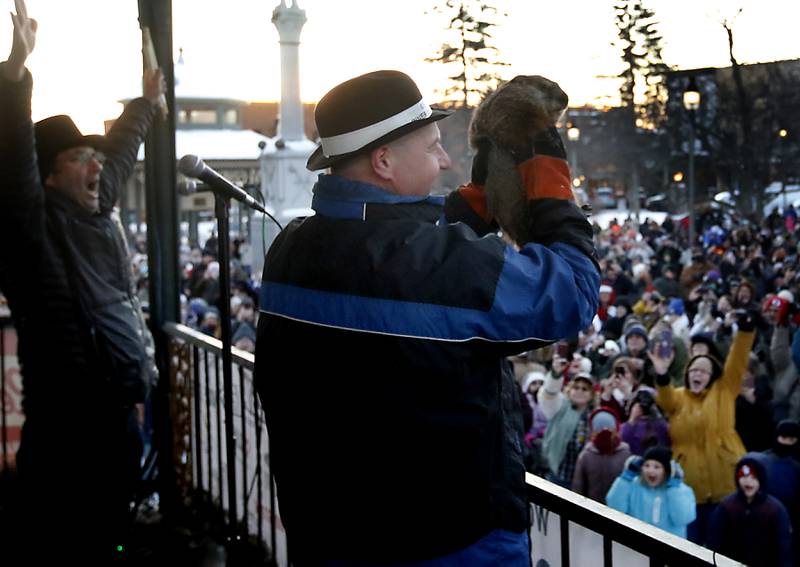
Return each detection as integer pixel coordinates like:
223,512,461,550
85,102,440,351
469,75,569,244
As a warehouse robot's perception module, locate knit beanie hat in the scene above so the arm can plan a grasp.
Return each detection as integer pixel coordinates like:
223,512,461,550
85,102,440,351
776,419,800,439
667,298,685,316
643,446,672,476
589,407,619,433
735,456,767,487
625,324,649,343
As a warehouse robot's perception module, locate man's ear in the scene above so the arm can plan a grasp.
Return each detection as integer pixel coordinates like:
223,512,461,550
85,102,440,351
370,145,393,181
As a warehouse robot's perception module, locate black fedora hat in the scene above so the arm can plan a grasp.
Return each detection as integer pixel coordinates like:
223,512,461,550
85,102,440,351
306,70,453,171
34,115,105,182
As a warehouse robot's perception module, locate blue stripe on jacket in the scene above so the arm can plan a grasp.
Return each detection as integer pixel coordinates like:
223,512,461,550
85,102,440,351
325,529,529,567
260,240,599,343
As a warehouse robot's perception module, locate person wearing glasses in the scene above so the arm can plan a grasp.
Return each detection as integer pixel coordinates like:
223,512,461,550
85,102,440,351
0,1,166,561
651,310,756,546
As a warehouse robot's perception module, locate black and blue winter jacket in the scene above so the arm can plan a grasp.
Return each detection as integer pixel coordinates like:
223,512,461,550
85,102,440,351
255,173,599,563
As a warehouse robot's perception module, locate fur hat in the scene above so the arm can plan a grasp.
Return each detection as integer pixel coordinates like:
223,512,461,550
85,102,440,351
643,446,672,477
307,70,452,171
34,115,105,183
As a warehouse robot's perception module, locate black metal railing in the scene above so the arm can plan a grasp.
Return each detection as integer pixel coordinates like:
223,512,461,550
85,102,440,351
162,319,741,567
1,316,741,566
164,322,288,566
526,473,742,566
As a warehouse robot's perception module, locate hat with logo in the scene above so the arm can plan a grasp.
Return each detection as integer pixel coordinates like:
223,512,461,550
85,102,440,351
307,70,453,171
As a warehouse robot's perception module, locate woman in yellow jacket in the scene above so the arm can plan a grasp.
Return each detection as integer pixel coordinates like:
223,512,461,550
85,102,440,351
652,312,755,546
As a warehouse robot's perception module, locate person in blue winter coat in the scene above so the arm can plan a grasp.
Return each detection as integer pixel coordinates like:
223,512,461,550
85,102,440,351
708,456,794,567
606,446,696,538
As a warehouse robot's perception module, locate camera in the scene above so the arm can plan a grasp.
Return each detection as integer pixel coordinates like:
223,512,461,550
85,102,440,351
633,390,656,415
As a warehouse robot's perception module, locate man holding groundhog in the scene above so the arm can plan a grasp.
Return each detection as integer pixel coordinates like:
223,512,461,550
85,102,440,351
255,70,599,565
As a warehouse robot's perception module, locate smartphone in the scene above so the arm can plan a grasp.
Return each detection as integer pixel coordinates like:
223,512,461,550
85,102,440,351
656,328,673,358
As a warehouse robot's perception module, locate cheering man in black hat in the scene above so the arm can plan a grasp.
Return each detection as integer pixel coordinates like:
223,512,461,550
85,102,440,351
0,1,165,561
255,70,599,565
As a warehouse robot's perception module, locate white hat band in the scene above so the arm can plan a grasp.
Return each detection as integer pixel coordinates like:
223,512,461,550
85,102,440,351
320,99,432,157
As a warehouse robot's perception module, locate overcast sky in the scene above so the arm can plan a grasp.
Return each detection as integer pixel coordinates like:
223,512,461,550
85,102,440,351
2,0,798,133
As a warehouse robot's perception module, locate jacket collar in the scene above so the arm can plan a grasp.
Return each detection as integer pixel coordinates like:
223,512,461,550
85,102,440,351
311,174,444,221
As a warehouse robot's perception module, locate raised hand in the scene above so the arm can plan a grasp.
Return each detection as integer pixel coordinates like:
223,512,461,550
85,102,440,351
5,0,37,81
647,348,674,377
143,68,166,103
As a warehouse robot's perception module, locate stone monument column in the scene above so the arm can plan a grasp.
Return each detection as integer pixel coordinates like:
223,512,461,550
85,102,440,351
252,1,317,278
272,0,307,142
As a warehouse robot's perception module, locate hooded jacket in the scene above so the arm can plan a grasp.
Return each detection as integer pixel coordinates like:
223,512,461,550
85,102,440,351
656,330,755,503
606,463,696,538
709,457,793,567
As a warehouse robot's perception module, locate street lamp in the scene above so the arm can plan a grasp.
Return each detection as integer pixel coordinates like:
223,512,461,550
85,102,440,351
779,128,789,210
567,122,580,184
683,77,701,248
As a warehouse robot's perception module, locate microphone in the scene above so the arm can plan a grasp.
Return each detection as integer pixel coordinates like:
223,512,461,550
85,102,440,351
178,154,267,214
176,179,212,196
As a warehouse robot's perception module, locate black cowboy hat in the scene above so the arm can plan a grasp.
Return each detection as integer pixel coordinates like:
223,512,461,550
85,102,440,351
306,70,452,171
34,115,105,182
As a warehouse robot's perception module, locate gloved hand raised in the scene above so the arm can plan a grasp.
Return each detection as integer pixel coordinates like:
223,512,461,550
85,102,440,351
467,75,596,265
443,139,497,236
666,460,685,487
622,455,644,480
735,309,756,333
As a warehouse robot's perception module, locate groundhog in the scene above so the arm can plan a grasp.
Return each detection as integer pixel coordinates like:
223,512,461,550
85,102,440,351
469,75,569,245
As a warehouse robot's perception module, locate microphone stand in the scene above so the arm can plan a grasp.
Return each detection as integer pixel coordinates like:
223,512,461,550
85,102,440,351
214,193,239,543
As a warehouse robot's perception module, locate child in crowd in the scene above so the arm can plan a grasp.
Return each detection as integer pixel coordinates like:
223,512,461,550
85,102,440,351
606,446,696,538
572,408,631,503
709,457,793,567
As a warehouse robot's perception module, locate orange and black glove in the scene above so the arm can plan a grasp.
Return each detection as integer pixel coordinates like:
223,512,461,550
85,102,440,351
444,139,498,237
514,127,596,264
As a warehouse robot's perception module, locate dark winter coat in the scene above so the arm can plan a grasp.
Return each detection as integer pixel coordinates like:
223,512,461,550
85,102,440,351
255,173,599,563
709,458,793,567
0,68,156,410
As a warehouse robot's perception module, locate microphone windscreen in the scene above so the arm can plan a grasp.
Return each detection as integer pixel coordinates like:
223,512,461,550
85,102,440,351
178,154,204,177
176,179,197,196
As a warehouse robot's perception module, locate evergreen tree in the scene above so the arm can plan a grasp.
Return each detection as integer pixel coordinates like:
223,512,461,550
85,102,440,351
425,1,509,108
613,1,669,128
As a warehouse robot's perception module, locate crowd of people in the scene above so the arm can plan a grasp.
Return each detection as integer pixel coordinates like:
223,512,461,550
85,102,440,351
516,206,800,566
177,237,260,353
2,1,794,561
